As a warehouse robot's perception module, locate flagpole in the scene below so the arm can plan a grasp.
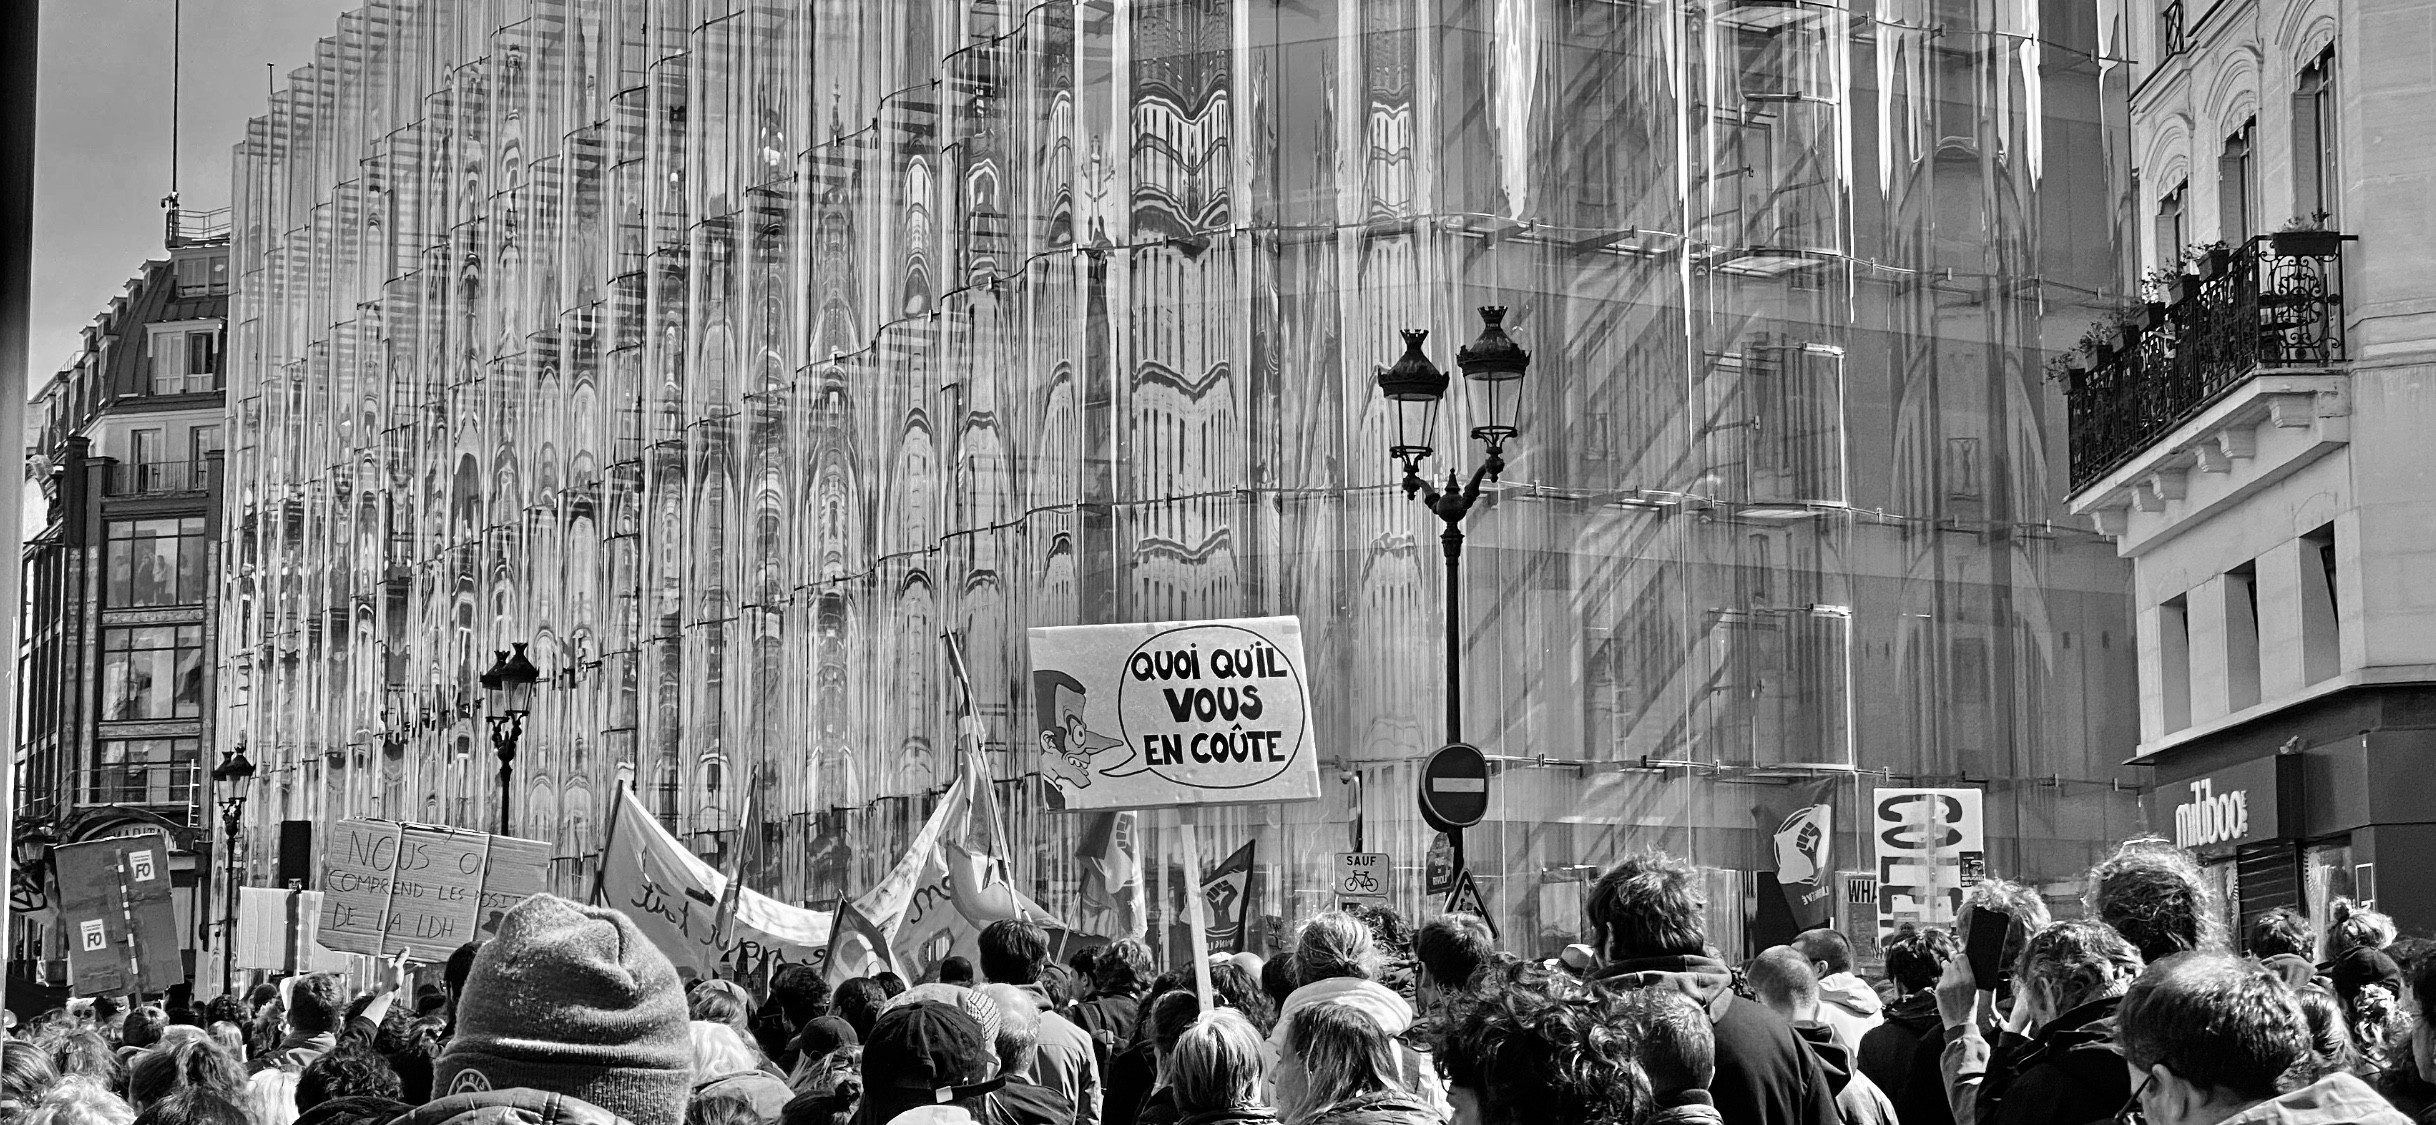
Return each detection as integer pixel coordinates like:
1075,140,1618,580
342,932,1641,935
590,779,628,907
1175,808,1215,1011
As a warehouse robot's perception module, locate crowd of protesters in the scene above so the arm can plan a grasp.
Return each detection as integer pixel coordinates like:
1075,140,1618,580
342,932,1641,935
2,837,2432,1125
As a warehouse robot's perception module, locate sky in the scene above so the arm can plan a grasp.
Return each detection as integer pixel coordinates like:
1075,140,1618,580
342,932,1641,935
30,0,357,391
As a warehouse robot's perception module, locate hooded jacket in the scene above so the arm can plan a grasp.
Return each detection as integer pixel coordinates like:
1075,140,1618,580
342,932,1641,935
1294,1091,1442,1125
1940,996,2129,1125
385,1088,644,1125
1016,983,1103,1125
2218,1073,2416,1125
1858,992,1938,1108
1793,1021,1898,1125
1593,955,1839,1125
1265,979,1448,1124
1814,973,1887,1052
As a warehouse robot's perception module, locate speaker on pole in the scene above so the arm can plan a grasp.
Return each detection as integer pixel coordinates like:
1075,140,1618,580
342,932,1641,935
276,822,314,889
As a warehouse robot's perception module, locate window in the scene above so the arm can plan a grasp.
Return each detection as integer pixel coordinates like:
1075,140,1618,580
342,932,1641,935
2226,562,2260,710
2295,49,2339,223
173,253,229,296
2160,0,2187,57
191,425,223,465
148,324,220,395
2159,594,2192,732
2219,119,2257,242
2300,523,2341,683
107,518,209,607
88,738,200,806
99,625,205,720
2155,183,2187,273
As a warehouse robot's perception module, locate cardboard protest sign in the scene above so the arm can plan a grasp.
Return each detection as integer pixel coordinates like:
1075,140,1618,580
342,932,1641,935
384,827,488,956
476,835,553,938
1027,616,1322,811
1872,787,1985,939
54,836,181,996
318,820,400,954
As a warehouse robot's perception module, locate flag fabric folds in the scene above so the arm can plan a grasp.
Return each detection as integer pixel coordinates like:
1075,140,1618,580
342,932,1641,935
1199,840,1256,955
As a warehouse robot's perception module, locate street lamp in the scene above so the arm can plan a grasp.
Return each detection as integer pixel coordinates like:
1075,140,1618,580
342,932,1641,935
480,644,540,837
1376,307,1532,865
210,742,255,997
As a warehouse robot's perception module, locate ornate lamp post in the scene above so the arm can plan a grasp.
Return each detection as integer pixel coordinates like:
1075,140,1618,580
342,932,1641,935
1376,307,1532,869
210,743,255,996
479,644,540,837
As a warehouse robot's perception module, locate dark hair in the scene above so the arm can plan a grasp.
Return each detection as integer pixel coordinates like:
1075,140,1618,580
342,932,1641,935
2084,838,2223,963
296,1045,401,1112
1,1040,59,1105
1634,987,1716,1097
1745,948,1820,1013
2287,985,2358,1088
935,956,975,986
388,1018,444,1105
1129,971,1194,1050
120,1008,167,1052
287,973,350,1036
2015,920,2143,1013
770,965,831,1024
93,998,122,1024
1095,940,1155,996
686,1089,762,1125
873,972,907,998
1259,956,1296,1010
1067,947,1102,986
1206,962,1276,1038
131,1089,251,1125
1416,915,1498,993
1882,925,1955,994
127,1038,246,1111
1791,929,1854,976
444,942,484,996
833,979,890,1041
2117,951,2307,1102
978,920,1050,986
1587,852,1707,961
198,998,247,1030
1442,969,1649,1125
1150,991,1201,1055
2251,908,2314,961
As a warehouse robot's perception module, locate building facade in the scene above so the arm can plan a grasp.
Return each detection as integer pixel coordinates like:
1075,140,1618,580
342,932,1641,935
2067,0,2436,942
224,0,2145,957
13,224,232,986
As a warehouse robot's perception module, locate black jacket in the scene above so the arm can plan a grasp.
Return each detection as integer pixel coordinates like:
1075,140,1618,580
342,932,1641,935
1595,955,1840,1125
1973,997,2131,1125
1860,992,1938,1105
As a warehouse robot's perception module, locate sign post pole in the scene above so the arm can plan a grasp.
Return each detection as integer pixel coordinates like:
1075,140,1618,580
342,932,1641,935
1176,808,1215,1011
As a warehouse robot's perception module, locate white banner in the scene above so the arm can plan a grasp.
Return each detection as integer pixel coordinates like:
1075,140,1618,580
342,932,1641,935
1871,788,1986,939
597,787,834,979
1026,616,1323,811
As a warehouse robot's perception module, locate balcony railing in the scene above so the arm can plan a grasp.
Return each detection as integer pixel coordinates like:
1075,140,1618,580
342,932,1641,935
2065,231,2349,490
105,460,208,496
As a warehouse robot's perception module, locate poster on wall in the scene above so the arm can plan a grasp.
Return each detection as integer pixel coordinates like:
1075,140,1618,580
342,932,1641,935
1871,788,1986,939
1026,616,1322,812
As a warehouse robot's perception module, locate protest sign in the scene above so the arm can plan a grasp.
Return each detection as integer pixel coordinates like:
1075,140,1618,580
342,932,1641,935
318,820,399,954
54,836,181,996
1871,787,1986,939
385,827,488,956
1026,616,1321,811
597,786,832,978
477,835,553,938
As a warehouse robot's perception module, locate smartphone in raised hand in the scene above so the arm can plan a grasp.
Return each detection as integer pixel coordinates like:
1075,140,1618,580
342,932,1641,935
1964,907,2011,987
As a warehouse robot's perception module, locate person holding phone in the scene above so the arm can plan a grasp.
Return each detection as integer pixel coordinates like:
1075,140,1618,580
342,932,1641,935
1894,879,2052,1125
1938,916,2143,1125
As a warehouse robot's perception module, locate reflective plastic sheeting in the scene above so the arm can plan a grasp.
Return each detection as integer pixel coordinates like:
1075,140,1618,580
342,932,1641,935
223,0,2144,958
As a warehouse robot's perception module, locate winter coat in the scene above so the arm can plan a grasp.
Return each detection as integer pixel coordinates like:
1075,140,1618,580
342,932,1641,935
1793,1021,1898,1125
1073,994,1144,1068
1594,956,1840,1125
985,1077,1079,1125
1290,1091,1441,1125
698,1069,797,1123
1648,1092,1727,1125
1940,997,2129,1125
1898,1023,1959,1125
1814,973,1887,1053
255,1030,340,1074
1102,1041,1158,1125
1264,979,1449,1124
1017,984,1104,1125
1857,993,1938,1108
384,1088,644,1125
2217,1073,2415,1125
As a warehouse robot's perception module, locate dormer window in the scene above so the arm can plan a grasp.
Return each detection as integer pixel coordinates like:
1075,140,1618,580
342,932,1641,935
147,321,221,395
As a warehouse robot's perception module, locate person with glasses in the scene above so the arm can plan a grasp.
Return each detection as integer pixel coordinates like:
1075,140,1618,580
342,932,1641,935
1937,920,2142,1125
2116,952,2410,1125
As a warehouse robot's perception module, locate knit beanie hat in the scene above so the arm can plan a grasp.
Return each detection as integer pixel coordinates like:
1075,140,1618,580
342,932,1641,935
434,894,694,1125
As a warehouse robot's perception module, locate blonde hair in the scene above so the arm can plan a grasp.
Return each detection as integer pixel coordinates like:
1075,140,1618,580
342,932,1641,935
1285,1002,1403,1111
687,1021,762,1079
1293,913,1380,984
1170,1009,1266,1114
25,1078,133,1125
2328,899,2396,959
248,1069,298,1125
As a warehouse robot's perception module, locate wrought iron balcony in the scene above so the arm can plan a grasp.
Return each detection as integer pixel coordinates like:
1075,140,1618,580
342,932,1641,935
2065,231,2349,491
105,459,208,496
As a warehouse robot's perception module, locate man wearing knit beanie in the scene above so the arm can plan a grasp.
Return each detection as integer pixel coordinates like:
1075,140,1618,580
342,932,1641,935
393,894,695,1125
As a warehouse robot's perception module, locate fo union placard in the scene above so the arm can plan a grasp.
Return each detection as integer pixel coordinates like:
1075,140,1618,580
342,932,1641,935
1027,616,1321,812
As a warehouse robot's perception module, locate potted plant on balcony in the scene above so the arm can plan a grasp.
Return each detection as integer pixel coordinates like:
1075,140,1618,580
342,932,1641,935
2272,213,2342,258
2138,267,2184,316
2184,240,2233,281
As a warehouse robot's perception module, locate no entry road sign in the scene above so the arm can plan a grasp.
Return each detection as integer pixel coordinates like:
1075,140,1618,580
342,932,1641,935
1418,742,1490,832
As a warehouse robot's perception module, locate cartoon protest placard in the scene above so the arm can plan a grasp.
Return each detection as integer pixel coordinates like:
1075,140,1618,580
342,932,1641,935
1027,616,1322,811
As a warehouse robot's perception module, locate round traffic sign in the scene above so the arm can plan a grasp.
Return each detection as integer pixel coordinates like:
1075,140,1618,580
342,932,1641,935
1418,742,1490,831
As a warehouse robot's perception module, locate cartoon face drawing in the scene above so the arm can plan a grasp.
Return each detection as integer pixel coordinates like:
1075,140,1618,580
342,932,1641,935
1034,670,1127,790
